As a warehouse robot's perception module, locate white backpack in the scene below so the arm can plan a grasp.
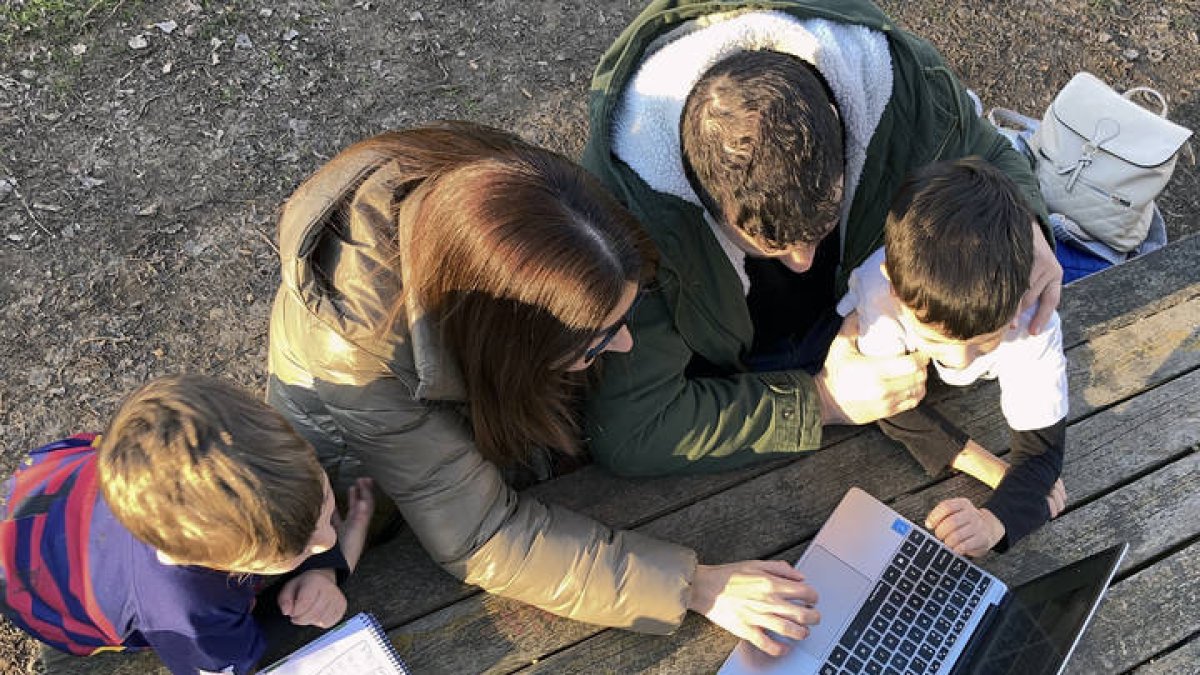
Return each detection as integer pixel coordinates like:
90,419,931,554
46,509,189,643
1028,72,1192,252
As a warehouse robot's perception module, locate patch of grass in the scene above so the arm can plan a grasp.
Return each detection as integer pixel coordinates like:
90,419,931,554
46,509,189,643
0,0,129,47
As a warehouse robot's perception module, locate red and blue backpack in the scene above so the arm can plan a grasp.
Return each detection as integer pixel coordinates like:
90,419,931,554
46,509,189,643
0,434,124,655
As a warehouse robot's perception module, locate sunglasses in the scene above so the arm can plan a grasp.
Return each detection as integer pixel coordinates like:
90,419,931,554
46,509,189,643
582,291,644,364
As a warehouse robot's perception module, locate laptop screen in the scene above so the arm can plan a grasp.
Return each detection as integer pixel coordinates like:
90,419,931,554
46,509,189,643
963,544,1126,675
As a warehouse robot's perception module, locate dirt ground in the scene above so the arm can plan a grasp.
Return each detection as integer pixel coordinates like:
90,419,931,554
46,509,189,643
1,0,1197,671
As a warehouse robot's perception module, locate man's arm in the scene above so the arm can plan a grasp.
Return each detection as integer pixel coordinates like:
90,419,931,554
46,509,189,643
585,286,822,477
586,290,931,476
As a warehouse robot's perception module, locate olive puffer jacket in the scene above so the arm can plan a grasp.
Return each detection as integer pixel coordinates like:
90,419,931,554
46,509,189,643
266,137,697,633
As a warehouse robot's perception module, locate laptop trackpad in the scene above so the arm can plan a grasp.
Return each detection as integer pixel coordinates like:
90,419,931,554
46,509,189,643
797,545,872,659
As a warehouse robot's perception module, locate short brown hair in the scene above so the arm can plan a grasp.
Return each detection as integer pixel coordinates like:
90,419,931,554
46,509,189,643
681,50,843,248
337,122,657,465
97,375,324,570
884,157,1035,339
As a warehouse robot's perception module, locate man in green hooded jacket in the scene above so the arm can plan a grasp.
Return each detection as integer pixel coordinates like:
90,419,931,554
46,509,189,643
581,0,1061,477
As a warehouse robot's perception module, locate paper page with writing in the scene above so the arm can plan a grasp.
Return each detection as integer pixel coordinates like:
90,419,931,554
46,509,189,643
260,612,409,675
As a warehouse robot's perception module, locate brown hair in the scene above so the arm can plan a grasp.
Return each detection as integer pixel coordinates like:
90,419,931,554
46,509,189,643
97,375,324,570
681,50,843,248
884,157,1035,339
350,122,657,464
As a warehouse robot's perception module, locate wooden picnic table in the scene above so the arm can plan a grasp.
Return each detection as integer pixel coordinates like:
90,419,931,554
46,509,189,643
82,233,1200,674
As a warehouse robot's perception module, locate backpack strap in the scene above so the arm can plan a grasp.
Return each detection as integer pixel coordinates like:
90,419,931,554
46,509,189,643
1,436,125,654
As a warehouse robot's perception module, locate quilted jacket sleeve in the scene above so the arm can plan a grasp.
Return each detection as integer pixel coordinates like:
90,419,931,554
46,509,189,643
310,373,698,634
584,284,823,477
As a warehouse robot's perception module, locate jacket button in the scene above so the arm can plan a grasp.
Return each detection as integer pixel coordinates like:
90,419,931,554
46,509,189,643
782,407,795,420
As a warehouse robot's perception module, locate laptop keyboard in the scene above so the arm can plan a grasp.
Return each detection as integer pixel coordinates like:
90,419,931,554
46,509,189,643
820,528,993,675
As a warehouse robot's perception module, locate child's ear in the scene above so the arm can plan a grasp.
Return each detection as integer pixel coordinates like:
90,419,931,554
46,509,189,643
879,260,891,282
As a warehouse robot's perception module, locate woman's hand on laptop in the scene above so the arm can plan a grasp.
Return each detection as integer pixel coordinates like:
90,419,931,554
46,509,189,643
925,499,1004,558
688,560,820,656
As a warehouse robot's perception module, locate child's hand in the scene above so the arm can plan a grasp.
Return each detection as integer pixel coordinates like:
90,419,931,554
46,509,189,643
925,498,1005,558
278,569,347,629
337,477,375,571
1047,479,1067,519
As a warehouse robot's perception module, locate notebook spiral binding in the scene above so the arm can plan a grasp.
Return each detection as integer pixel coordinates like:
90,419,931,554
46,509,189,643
363,612,411,674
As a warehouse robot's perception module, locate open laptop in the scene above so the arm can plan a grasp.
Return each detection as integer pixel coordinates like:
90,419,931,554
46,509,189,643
719,487,1126,675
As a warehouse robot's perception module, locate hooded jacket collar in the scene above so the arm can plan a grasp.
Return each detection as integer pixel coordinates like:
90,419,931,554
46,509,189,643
277,153,467,401
610,10,893,293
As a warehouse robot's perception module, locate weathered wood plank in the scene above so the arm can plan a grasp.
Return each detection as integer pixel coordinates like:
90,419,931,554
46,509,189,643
1130,637,1200,674
1057,232,1200,348
389,297,1200,673
1066,542,1200,674
1065,296,1200,419
523,452,1200,674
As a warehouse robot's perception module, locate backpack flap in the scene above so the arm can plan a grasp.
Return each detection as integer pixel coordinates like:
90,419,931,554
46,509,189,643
1050,72,1191,169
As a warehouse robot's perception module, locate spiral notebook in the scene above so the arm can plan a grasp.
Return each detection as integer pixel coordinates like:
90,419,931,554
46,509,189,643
260,612,410,675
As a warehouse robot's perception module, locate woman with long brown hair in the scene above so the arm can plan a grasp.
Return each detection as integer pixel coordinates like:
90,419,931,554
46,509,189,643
266,121,819,652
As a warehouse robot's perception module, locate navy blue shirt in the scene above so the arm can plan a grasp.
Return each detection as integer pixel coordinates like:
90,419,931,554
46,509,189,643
89,497,267,674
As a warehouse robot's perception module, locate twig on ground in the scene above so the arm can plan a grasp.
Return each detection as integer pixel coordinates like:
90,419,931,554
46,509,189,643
0,161,52,236
78,0,111,24
136,92,169,121
255,228,280,256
